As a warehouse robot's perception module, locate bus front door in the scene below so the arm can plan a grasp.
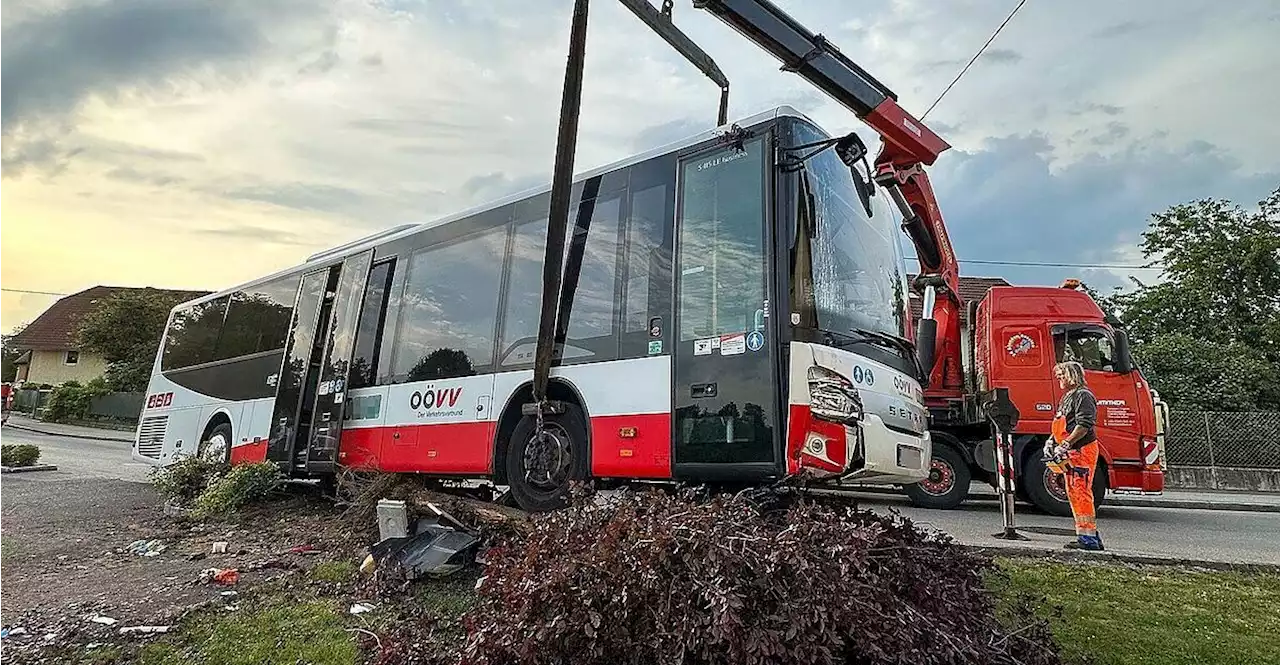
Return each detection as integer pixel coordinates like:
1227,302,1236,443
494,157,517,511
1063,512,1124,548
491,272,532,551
671,137,782,482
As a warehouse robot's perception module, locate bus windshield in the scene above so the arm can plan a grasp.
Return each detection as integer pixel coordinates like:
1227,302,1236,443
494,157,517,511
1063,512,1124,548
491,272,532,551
792,122,909,350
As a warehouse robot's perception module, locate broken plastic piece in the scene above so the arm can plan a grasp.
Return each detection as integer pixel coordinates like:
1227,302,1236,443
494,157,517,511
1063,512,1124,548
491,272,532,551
368,515,480,579
211,541,228,554
349,603,375,615
90,616,118,626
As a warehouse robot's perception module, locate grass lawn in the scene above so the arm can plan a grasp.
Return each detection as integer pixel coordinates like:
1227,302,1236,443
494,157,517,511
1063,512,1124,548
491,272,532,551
42,557,1277,664
994,558,1280,665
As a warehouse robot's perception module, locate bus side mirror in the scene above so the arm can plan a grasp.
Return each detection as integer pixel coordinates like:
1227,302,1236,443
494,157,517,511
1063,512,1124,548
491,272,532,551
1113,329,1133,374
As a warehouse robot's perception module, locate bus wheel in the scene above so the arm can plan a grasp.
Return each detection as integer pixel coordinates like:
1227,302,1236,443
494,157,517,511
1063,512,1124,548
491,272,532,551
505,404,589,513
199,422,233,465
904,443,971,510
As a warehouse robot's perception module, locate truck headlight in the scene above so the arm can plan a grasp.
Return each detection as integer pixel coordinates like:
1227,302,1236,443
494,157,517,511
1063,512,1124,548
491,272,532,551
807,365,863,424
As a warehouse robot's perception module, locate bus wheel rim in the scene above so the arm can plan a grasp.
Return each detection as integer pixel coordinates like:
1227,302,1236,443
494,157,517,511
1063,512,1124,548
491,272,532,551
523,424,572,491
918,459,955,495
202,433,228,462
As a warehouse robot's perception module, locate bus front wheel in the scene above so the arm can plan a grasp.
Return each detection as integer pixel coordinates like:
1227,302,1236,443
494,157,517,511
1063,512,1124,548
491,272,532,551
505,403,589,513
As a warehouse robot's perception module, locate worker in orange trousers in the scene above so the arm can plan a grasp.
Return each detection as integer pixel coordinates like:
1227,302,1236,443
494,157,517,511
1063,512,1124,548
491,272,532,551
1047,360,1104,551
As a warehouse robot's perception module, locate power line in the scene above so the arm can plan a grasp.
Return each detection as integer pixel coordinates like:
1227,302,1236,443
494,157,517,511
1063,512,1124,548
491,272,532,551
905,256,1163,270
922,0,1029,120
2,288,68,297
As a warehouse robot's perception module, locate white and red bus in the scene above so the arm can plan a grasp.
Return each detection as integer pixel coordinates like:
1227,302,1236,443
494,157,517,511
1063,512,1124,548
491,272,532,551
134,106,931,511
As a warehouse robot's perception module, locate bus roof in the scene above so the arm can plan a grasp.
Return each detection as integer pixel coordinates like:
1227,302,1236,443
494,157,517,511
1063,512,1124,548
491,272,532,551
171,104,819,312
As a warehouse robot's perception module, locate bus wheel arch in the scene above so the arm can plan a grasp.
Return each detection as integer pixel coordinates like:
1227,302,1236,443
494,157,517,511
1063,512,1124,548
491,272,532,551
492,380,591,494
199,414,233,465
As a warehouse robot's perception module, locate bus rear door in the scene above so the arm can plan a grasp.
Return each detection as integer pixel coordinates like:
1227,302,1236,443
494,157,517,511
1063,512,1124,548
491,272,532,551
267,250,373,476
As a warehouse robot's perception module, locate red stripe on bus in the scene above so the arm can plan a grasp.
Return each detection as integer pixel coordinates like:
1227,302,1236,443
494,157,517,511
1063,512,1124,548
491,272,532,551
590,413,671,479
337,414,675,480
230,440,268,465
339,422,496,475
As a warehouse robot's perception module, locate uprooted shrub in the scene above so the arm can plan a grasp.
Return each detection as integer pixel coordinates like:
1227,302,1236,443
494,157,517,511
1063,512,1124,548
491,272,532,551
150,455,225,505
462,487,1061,665
1,444,41,467
193,461,283,518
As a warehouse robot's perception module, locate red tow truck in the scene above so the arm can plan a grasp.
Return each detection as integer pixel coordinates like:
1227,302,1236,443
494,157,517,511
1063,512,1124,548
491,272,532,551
905,278,1169,515
661,0,1170,515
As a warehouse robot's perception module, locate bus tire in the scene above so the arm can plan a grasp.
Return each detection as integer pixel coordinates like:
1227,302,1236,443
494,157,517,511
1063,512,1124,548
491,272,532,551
199,421,233,466
505,404,589,513
904,440,971,510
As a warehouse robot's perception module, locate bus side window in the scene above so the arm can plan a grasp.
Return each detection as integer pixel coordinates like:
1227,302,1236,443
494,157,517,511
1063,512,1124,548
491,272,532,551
621,183,670,358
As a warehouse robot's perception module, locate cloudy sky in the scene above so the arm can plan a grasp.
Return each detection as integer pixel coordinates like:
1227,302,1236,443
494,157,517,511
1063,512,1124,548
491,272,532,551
3,0,1278,331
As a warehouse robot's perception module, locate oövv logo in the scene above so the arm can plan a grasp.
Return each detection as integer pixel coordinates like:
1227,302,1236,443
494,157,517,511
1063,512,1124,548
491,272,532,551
410,386,463,410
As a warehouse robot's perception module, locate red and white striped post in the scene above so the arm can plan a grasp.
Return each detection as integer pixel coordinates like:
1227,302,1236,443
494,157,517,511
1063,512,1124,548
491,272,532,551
982,387,1027,541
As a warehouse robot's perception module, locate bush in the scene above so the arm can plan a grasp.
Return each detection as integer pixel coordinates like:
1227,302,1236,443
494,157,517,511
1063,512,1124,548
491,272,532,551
41,378,111,423
150,455,226,505
462,487,1061,665
1,444,41,467
193,462,282,518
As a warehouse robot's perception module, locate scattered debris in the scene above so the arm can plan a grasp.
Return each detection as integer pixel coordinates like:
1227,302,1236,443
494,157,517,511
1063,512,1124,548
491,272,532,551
288,544,321,555
349,602,376,615
211,541,228,554
125,539,166,557
377,499,409,540
366,507,481,581
199,568,241,586
2,627,27,639
119,625,171,635
220,591,238,598
89,616,118,626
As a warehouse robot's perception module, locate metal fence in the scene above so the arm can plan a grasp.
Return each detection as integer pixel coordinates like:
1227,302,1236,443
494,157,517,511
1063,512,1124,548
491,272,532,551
1165,411,1280,470
89,392,145,421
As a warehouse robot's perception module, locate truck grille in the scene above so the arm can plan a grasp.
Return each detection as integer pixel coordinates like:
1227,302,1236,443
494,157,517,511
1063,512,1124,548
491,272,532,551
136,416,167,458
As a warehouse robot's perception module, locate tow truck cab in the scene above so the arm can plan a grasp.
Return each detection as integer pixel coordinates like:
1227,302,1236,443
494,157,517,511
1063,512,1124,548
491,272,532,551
972,282,1166,502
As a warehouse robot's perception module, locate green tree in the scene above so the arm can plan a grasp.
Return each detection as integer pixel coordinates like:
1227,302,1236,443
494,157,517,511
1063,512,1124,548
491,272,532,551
75,291,193,392
1103,187,1280,411
2,325,28,383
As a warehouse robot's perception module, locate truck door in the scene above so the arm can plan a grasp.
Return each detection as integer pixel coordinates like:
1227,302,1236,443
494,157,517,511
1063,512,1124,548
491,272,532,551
1050,323,1142,463
671,135,781,481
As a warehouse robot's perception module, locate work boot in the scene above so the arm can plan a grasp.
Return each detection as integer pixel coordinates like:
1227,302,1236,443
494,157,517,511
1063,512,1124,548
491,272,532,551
1064,535,1104,551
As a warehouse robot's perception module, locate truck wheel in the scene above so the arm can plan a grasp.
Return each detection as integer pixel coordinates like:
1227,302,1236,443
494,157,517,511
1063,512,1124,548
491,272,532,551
1022,453,1073,517
904,443,971,510
504,404,589,513
1022,454,1109,516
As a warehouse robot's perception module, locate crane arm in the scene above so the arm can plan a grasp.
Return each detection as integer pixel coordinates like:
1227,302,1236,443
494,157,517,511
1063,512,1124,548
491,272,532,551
693,0,964,392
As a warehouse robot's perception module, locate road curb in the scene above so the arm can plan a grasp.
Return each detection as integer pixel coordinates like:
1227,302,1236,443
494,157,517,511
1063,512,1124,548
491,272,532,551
3,422,134,443
841,484,1280,514
970,544,1280,574
1,464,59,474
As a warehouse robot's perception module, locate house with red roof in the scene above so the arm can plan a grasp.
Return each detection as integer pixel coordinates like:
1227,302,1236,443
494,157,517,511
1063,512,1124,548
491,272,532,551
8,286,208,386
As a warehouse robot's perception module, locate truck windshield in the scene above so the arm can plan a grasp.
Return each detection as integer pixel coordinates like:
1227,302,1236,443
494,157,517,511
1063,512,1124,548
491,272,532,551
791,122,909,351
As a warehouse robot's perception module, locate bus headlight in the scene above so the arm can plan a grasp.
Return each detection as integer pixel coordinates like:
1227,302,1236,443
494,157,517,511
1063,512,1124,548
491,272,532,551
808,366,863,424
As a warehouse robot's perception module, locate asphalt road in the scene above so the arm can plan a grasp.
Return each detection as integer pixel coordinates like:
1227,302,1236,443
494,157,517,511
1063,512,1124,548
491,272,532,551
3,426,1278,566
1,426,151,483
843,489,1280,566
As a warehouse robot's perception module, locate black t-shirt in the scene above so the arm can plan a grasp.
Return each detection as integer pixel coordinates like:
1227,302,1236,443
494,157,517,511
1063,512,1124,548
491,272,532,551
1057,387,1098,449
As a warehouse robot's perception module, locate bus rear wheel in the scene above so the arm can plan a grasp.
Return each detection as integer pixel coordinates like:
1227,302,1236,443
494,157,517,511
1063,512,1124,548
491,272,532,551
505,404,589,513
199,422,233,465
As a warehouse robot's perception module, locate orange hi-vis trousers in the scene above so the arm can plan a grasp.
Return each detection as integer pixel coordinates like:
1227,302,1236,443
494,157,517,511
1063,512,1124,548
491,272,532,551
1051,416,1101,547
